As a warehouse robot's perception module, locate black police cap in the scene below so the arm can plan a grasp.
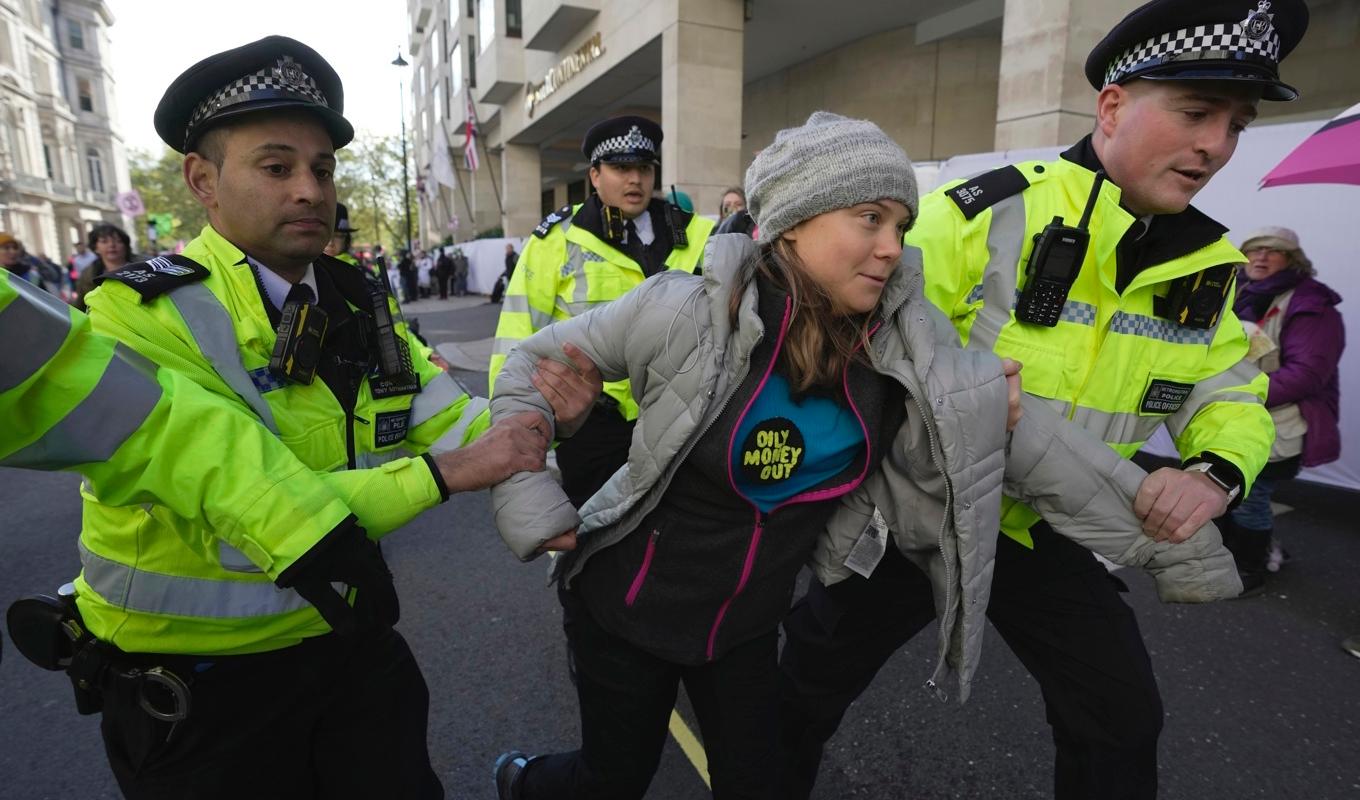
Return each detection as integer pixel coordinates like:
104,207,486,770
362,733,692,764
582,115,663,165
155,35,354,154
1086,0,1309,101
335,202,359,233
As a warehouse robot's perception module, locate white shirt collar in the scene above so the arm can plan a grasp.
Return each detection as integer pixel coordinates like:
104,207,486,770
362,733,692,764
251,257,318,311
628,210,655,246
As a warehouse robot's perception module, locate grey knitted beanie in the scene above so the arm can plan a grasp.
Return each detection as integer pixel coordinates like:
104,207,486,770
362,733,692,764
745,111,918,244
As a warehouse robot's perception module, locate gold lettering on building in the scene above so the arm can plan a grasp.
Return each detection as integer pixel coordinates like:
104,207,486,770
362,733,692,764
525,32,604,118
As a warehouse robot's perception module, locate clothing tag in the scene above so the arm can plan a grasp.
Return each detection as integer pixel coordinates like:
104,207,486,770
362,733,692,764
370,373,422,399
1140,378,1195,414
374,410,411,448
844,508,889,579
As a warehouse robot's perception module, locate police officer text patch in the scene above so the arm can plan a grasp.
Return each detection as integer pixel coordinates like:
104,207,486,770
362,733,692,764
1140,378,1195,414
374,410,411,448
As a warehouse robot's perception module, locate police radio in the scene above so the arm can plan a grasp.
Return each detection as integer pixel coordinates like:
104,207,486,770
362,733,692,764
269,299,328,384
1015,171,1106,327
365,283,422,399
1155,264,1236,329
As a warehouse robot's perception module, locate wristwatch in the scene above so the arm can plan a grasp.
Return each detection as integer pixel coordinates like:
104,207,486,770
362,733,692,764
1183,461,1242,503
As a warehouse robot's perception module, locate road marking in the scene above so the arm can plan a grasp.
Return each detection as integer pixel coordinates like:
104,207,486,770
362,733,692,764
668,709,711,788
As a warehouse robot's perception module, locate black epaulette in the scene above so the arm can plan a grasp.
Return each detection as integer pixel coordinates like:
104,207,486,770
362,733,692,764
945,165,1031,220
533,204,575,239
94,254,210,301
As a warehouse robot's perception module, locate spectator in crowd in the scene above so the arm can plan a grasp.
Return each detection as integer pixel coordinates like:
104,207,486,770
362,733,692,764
504,242,519,282
436,247,454,299
70,239,98,273
453,247,469,296
398,249,418,303
1,233,44,288
1222,226,1344,594
75,223,135,312
718,185,746,221
416,248,434,298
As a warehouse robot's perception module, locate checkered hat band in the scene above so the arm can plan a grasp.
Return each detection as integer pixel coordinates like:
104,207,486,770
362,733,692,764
1104,23,1281,85
590,130,657,163
188,63,329,137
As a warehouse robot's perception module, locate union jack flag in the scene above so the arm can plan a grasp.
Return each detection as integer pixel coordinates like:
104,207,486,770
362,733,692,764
464,94,480,172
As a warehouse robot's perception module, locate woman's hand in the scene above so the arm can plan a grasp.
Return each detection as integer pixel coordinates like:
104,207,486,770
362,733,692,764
1002,358,1023,431
532,342,604,438
536,529,579,554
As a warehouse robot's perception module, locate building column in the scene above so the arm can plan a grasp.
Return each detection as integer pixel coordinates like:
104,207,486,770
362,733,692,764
661,0,744,220
993,0,1129,150
501,143,542,238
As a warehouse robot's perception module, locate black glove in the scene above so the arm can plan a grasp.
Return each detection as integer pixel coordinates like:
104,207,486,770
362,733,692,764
274,518,399,637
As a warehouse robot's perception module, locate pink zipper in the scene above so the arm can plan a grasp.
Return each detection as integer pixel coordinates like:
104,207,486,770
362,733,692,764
704,313,881,661
625,529,660,607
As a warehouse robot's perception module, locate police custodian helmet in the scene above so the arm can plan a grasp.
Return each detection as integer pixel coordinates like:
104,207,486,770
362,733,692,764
1086,0,1310,101
582,115,663,166
154,35,354,154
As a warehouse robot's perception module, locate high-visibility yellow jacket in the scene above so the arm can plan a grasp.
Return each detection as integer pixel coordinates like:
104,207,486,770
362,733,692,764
78,225,490,656
489,200,713,419
2,272,352,550
908,154,1272,546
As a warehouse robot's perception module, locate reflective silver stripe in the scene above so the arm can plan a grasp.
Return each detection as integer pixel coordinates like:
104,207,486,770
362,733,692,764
426,394,489,453
80,541,319,618
1165,359,1265,436
408,370,468,427
356,448,413,468
218,540,264,574
167,283,279,434
962,284,1097,327
1107,310,1215,345
0,273,73,392
965,193,1027,352
1071,405,1165,446
501,292,556,330
2,342,161,469
566,245,606,312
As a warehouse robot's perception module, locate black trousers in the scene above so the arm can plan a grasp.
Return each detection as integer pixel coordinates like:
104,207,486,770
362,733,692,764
521,587,780,800
436,273,450,299
778,524,1163,800
555,405,636,508
100,627,443,800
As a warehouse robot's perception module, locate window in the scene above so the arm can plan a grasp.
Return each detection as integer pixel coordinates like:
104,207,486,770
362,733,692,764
433,81,443,126
86,147,104,193
467,36,476,87
506,0,521,37
77,77,94,112
567,179,586,205
450,39,462,93
477,0,494,53
42,143,53,178
67,18,84,50
0,20,14,67
467,0,475,17
432,26,441,67
541,189,555,218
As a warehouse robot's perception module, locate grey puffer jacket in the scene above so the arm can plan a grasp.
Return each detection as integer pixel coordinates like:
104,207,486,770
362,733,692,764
491,234,1241,701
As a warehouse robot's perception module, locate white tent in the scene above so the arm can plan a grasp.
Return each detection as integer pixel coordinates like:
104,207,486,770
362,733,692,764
437,236,526,295
921,118,1359,492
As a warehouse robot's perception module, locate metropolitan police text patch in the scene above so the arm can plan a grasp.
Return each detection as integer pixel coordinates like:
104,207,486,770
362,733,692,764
374,410,411,448
1141,378,1195,414
95,254,210,301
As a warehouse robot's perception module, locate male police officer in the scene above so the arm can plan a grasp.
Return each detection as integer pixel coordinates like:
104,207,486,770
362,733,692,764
70,36,581,799
490,115,714,507
777,2,1306,798
324,201,362,267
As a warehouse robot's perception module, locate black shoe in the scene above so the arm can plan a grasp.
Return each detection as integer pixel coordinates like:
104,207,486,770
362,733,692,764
495,751,532,799
1234,570,1268,599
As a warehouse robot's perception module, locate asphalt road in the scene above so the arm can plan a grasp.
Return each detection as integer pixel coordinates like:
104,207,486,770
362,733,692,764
1,297,1357,799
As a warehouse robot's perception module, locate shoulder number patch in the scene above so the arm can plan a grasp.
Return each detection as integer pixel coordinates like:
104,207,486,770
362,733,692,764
533,204,575,239
95,254,210,301
946,164,1031,220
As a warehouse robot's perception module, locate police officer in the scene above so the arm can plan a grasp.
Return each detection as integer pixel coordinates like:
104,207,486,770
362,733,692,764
65,36,586,799
489,115,715,507
777,2,1307,798
324,201,362,267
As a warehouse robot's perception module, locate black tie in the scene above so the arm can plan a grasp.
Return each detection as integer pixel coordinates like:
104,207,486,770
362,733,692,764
286,282,315,306
624,219,638,246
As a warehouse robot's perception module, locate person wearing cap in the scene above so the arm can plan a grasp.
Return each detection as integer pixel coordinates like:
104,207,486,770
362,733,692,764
323,200,361,267
489,114,715,509
58,35,598,799
776,2,1309,797
485,111,1242,800
1222,226,1343,592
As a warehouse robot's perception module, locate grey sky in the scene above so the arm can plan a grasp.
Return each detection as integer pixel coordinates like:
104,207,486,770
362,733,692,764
109,0,409,155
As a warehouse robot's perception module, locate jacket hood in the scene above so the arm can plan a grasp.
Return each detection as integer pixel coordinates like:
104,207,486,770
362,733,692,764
1286,276,1343,315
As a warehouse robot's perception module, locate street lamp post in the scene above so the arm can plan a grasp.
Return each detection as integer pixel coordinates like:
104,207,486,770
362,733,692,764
392,49,412,257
